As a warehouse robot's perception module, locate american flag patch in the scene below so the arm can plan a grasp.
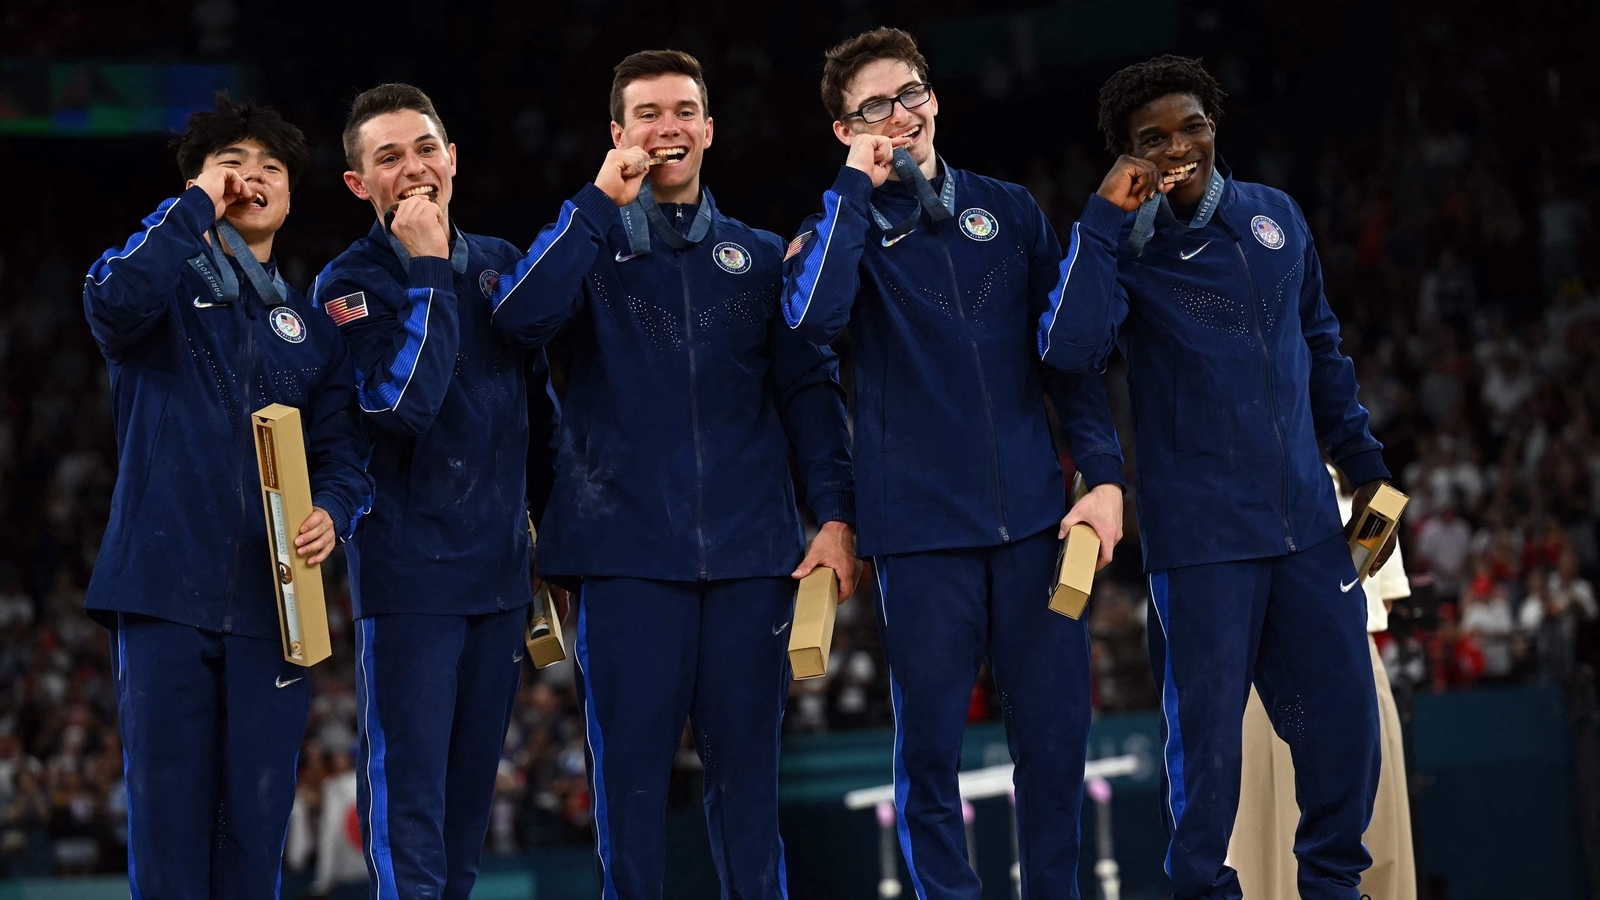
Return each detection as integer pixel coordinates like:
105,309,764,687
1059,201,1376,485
784,231,814,261
324,291,368,326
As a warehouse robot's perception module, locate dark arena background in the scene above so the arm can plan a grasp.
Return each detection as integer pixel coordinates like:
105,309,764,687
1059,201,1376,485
2,0,1598,897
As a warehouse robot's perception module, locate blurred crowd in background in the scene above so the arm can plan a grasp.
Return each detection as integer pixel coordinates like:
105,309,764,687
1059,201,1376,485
0,0,1595,882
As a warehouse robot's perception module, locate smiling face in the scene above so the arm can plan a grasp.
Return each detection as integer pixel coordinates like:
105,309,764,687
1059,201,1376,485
1125,92,1216,208
187,137,290,243
832,58,937,172
612,73,712,204
342,109,457,223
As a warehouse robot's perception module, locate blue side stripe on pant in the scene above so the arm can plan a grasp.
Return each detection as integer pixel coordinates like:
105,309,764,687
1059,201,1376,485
118,616,145,900
276,745,302,900
1149,573,1188,878
772,612,792,900
358,619,399,896
876,560,929,900
575,592,620,900
123,748,143,900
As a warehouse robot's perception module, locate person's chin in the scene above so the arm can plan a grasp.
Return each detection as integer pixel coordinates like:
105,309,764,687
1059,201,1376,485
227,214,283,242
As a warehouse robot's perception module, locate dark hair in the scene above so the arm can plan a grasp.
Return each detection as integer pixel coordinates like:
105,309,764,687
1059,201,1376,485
820,27,929,122
174,92,309,187
1096,55,1227,154
343,83,449,171
610,50,709,124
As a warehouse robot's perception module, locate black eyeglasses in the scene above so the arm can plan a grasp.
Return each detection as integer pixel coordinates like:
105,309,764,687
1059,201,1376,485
842,83,933,125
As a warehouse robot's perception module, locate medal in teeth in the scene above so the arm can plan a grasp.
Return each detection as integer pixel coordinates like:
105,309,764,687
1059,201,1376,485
1161,161,1199,186
650,147,687,166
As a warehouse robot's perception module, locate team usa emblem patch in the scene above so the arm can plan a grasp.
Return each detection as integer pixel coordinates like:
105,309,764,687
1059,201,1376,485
1251,215,1286,249
713,242,751,274
269,307,306,344
959,208,998,241
479,269,500,298
324,292,368,326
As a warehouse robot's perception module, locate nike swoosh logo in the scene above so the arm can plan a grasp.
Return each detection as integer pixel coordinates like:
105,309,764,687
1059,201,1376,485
882,230,914,248
1179,241,1211,260
513,650,525,663
773,621,791,636
275,675,303,688
193,295,220,308
1340,579,1359,593
615,251,640,263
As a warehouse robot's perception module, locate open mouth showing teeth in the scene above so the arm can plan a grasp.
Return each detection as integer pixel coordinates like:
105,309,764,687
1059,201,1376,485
249,195,267,207
1161,161,1200,185
650,147,688,165
891,126,920,142
401,185,437,199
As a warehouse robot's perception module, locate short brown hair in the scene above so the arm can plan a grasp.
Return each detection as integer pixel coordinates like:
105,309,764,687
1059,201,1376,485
342,83,449,171
820,27,929,122
609,50,709,125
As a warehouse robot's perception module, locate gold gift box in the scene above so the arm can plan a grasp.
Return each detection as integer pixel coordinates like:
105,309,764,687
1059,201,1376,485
525,584,567,669
1050,472,1099,620
1349,483,1409,579
788,568,838,680
252,404,332,667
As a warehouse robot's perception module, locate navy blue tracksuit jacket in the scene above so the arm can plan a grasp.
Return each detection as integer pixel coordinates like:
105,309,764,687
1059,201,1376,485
782,165,1123,558
86,187,372,637
782,163,1122,900
313,221,558,899
1038,169,1388,570
84,186,372,899
312,222,558,616
1040,166,1387,900
491,183,855,580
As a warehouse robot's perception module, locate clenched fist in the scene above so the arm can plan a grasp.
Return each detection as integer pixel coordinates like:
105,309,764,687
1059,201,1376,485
193,168,257,221
389,195,449,259
1095,155,1170,212
595,147,655,208
844,133,911,188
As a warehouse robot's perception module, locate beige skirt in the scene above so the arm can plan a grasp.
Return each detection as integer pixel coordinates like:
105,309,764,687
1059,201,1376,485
1227,635,1415,899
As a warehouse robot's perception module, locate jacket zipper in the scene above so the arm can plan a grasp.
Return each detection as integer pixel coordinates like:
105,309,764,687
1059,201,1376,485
1233,238,1295,552
941,239,1009,542
227,287,259,633
680,251,709,578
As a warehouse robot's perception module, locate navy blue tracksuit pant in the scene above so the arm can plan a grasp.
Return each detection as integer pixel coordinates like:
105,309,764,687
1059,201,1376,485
574,576,794,900
354,608,525,900
111,612,310,900
1148,531,1380,900
873,526,1092,900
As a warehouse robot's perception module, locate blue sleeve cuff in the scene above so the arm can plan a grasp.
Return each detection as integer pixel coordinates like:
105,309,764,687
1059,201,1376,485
1336,449,1391,489
310,492,351,541
407,255,456,292
572,183,622,230
1078,193,1129,241
809,490,857,529
1075,454,1126,492
830,166,876,212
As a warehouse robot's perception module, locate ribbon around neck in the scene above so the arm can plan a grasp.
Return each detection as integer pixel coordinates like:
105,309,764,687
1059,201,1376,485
1125,167,1227,258
204,221,286,307
869,149,955,241
620,180,714,257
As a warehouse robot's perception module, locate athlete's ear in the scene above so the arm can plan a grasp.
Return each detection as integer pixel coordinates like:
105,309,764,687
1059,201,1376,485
343,171,371,202
832,120,855,147
610,121,625,150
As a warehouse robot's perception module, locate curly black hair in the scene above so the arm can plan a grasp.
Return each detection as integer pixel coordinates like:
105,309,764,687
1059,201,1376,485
173,91,309,188
1096,55,1227,155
